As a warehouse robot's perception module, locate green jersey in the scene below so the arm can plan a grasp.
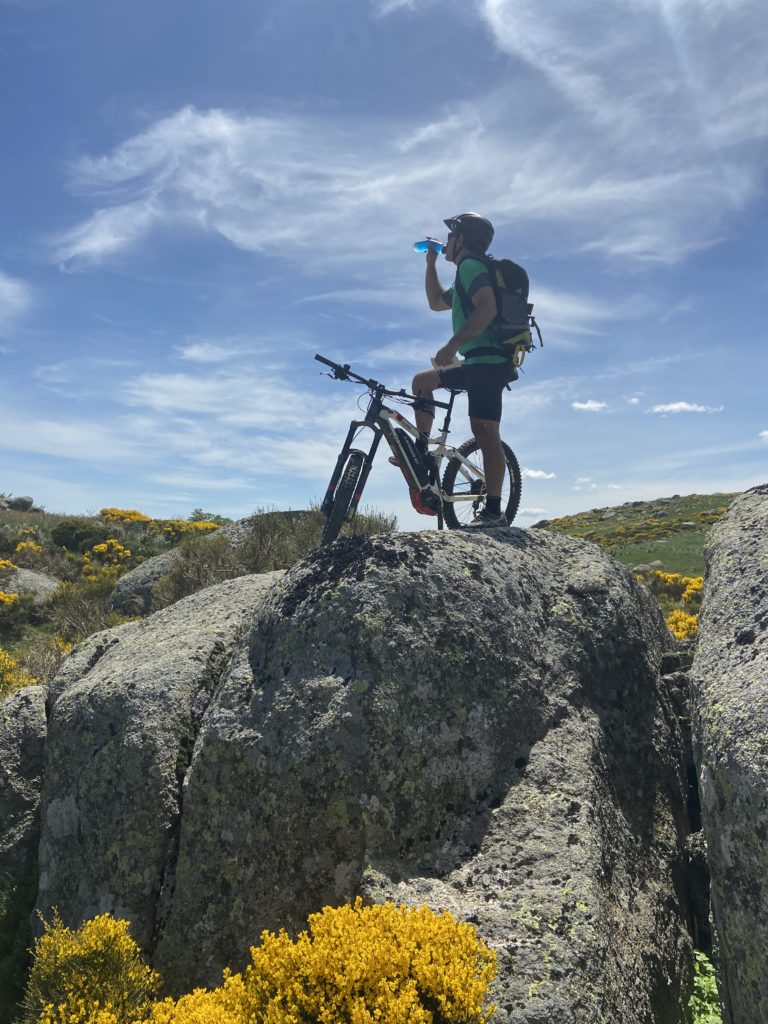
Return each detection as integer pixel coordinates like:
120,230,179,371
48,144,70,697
445,258,505,366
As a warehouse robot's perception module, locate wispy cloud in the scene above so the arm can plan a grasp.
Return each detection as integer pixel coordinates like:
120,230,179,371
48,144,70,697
53,0,768,282
759,430,768,443
572,400,608,412
0,270,33,331
647,401,724,415
522,467,556,479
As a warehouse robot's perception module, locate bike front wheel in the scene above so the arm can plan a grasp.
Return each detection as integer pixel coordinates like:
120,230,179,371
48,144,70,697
321,450,366,545
441,438,522,529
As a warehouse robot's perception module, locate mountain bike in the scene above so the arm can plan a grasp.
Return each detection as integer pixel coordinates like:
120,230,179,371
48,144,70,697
316,354,522,545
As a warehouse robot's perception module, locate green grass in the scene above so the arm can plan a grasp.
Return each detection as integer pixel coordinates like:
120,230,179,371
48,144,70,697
536,492,736,576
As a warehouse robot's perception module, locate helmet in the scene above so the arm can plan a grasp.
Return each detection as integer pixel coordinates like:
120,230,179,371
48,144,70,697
443,212,494,252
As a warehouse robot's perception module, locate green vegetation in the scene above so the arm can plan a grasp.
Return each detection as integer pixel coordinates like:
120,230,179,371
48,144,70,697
152,506,396,609
536,492,735,576
1,503,396,696
689,952,723,1023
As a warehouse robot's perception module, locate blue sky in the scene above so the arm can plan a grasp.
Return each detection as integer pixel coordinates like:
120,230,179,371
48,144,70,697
1,0,767,530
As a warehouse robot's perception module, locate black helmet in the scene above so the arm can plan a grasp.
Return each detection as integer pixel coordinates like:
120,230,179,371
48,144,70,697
443,212,494,252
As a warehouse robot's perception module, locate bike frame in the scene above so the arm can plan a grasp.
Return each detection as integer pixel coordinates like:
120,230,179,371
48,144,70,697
317,356,489,530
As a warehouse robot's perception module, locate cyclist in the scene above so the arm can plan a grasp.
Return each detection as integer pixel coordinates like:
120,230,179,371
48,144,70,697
412,212,515,528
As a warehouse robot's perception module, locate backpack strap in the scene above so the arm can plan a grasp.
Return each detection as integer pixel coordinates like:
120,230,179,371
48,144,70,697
453,255,497,321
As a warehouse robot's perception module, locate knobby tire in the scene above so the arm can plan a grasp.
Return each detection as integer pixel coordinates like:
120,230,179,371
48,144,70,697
441,438,522,530
321,451,366,545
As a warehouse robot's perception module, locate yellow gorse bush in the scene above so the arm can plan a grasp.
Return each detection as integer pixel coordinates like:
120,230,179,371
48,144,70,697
635,569,704,640
0,591,19,606
667,610,699,640
82,539,132,582
0,645,37,700
28,903,496,1024
147,899,496,1024
0,558,18,573
15,540,43,555
160,520,221,542
25,913,161,1024
100,508,152,524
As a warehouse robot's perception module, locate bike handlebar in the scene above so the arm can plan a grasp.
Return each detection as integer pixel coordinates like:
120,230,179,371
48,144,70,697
314,353,452,410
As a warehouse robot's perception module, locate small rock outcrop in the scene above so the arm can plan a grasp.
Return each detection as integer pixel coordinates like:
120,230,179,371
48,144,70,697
109,515,283,615
691,484,768,1024
1,567,60,605
25,529,695,1022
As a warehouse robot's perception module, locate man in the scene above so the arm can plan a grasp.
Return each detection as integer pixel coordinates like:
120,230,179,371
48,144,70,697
412,212,515,528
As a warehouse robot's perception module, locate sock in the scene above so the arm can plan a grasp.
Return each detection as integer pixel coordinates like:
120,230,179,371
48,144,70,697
486,496,502,516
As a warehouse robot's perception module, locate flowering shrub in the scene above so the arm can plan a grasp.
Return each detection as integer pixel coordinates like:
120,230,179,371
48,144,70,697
0,646,37,701
100,508,152,525
82,539,132,582
0,558,17,574
24,913,161,1024
0,591,18,606
147,899,496,1024
159,519,221,543
667,610,698,640
15,541,43,555
634,569,703,640
27,903,496,1024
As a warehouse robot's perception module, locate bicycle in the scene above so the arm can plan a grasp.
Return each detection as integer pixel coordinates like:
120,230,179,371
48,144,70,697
315,354,522,545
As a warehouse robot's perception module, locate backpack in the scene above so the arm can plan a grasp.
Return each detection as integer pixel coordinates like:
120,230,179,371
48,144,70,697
454,255,543,368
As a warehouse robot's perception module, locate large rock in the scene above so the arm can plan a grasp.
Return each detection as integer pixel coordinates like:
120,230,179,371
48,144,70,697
29,530,695,1022
691,484,768,1024
36,572,283,949
151,531,690,1021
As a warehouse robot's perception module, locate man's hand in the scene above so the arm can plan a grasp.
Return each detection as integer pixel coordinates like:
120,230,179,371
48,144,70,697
425,246,439,267
434,341,461,366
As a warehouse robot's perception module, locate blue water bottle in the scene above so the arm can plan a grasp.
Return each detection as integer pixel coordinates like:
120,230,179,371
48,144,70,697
413,237,446,254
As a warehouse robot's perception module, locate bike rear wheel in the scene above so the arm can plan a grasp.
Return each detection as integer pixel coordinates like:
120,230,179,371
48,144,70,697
441,438,522,529
321,451,366,545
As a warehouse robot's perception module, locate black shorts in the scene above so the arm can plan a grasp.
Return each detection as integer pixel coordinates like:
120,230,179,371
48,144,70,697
438,362,517,423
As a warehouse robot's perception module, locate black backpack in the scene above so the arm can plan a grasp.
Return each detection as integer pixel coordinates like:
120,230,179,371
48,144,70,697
454,255,543,367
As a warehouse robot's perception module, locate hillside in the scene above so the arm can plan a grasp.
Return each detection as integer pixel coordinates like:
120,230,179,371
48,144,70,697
533,492,736,577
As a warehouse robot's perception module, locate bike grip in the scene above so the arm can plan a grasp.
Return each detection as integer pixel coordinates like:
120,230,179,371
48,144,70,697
314,354,338,368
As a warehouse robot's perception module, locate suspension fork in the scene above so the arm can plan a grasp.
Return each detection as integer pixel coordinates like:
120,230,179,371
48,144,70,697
321,420,383,515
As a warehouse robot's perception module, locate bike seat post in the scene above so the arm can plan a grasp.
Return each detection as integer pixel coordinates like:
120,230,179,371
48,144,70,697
439,390,458,435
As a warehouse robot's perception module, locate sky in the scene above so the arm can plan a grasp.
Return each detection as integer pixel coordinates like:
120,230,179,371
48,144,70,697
1,0,767,531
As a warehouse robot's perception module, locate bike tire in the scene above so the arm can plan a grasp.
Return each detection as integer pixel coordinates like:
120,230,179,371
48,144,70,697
441,438,522,530
321,451,366,545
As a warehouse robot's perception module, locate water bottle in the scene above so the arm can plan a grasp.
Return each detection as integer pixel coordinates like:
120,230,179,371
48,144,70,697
413,237,446,255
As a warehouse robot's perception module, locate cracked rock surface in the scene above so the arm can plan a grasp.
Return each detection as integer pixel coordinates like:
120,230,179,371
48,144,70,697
151,530,692,1024
35,572,282,947
692,483,768,1024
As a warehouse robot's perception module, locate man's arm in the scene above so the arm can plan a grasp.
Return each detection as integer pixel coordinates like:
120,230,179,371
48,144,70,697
425,249,451,311
433,285,497,365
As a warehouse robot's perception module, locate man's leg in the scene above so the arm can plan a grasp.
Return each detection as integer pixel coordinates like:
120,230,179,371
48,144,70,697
412,369,443,437
470,417,506,499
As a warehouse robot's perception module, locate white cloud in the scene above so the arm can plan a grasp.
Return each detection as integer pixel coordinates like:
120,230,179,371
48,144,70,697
575,477,592,484
607,483,623,490
759,430,768,443
647,401,724,414
572,400,608,412
0,271,33,331
175,342,243,364
522,467,556,479
56,202,160,267
518,506,548,515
